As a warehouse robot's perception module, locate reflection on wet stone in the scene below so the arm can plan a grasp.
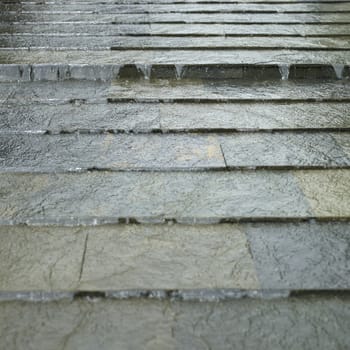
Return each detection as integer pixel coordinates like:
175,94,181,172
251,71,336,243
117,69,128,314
0,0,350,347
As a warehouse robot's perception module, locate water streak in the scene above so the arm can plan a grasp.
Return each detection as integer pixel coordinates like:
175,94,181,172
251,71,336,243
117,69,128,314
332,64,344,80
278,64,290,81
175,64,184,80
136,64,152,80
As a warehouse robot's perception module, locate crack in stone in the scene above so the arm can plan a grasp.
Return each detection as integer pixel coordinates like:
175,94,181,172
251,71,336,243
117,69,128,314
78,233,89,283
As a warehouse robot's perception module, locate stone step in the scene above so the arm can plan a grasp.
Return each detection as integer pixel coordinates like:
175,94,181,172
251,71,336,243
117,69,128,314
0,133,349,172
1,80,349,103
2,35,349,50
0,170,349,224
2,13,350,24
2,2,350,12
5,0,350,3
1,102,350,134
0,222,349,292
2,23,350,35
107,79,350,101
1,51,349,81
2,63,350,82
0,294,349,350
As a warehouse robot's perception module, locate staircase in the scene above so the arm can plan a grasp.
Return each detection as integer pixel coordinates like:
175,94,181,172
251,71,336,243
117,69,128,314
0,0,350,348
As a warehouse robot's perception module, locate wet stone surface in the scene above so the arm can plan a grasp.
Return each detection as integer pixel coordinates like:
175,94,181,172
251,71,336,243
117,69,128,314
0,171,313,225
2,2,350,12
0,297,350,350
108,79,350,102
0,133,225,171
0,50,350,66
0,226,85,292
1,133,350,172
295,170,350,217
79,224,259,290
1,222,350,293
220,132,350,168
0,0,350,345
246,222,350,289
2,102,350,133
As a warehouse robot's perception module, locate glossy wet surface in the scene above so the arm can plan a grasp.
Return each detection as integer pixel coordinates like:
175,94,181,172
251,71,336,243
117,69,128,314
0,0,350,348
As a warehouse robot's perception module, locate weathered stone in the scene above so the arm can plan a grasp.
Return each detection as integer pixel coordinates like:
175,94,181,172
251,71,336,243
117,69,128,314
2,102,350,134
2,13,350,25
1,50,350,67
0,226,86,291
1,80,349,104
295,170,350,217
246,221,350,289
80,224,258,290
0,171,312,225
0,134,224,171
220,132,350,168
3,133,349,171
2,35,350,51
333,133,350,158
108,80,350,102
2,2,350,12
0,297,349,350
0,103,161,134
160,102,350,131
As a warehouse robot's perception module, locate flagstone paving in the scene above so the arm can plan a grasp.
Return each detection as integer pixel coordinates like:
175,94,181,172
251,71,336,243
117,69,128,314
0,0,350,348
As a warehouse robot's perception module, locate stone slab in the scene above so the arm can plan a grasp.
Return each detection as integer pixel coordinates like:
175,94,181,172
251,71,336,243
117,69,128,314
1,50,349,66
159,102,350,131
2,2,350,12
12,0,350,3
0,134,225,172
2,13,350,24
0,171,312,224
1,63,349,82
2,102,349,133
220,132,350,168
295,169,350,217
108,80,350,102
80,224,259,290
1,133,349,171
1,35,350,50
333,133,350,157
2,23,350,36
0,103,161,133
1,81,349,104
246,221,350,289
0,226,86,291
0,297,349,350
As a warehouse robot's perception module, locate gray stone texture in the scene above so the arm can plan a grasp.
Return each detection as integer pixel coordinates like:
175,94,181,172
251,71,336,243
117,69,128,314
1,50,349,67
0,226,86,291
2,2,350,12
246,222,350,289
220,132,350,168
295,170,350,217
0,134,225,171
0,297,349,350
108,80,350,102
0,171,312,225
80,224,259,290
2,102,350,134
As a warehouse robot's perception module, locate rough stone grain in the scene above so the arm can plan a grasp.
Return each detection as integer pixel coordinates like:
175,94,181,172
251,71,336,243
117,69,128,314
0,171,312,224
246,221,350,289
0,226,85,291
294,169,350,217
0,134,225,171
2,102,350,134
220,132,350,168
0,297,349,350
80,224,259,290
